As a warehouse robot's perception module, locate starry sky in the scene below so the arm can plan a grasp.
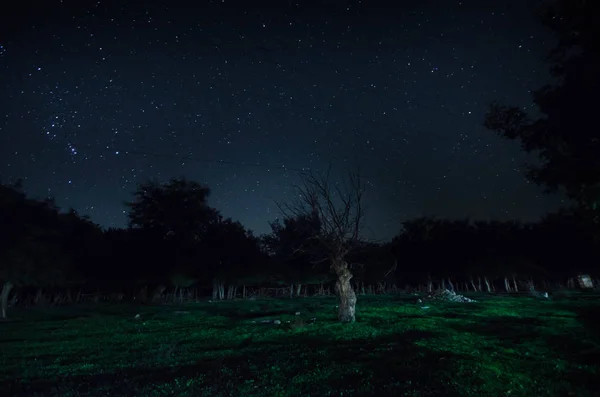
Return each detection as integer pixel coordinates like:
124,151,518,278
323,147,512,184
0,0,567,240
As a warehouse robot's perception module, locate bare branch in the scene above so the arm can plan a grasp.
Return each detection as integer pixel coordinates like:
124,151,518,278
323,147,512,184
279,166,367,264
384,259,398,278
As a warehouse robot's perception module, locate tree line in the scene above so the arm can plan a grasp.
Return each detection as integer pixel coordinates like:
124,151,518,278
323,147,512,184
1,171,598,321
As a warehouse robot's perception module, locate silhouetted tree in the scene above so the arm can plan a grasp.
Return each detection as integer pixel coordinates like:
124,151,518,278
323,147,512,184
348,241,396,291
484,0,600,219
125,177,221,284
263,214,330,297
0,182,100,318
203,216,264,299
90,228,153,291
126,177,219,242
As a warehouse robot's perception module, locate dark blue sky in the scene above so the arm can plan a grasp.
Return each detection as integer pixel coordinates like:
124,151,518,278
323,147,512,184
0,0,566,240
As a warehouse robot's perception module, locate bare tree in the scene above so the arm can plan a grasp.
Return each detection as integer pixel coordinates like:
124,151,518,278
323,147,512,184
279,166,366,322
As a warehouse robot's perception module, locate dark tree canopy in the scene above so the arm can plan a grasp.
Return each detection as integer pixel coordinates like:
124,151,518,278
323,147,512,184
484,0,600,214
202,216,263,283
0,182,102,287
263,213,330,286
126,177,220,243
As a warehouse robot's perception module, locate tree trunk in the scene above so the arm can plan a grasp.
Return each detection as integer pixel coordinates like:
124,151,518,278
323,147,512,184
484,277,492,293
219,282,225,300
212,279,218,300
504,277,512,292
151,285,166,303
1,281,14,319
447,278,455,292
333,260,356,323
212,278,225,300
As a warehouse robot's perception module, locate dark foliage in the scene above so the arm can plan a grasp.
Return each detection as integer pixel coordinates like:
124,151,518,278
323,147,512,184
484,0,600,216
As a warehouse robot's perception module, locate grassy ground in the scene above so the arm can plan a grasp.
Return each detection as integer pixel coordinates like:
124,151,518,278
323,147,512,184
0,293,599,397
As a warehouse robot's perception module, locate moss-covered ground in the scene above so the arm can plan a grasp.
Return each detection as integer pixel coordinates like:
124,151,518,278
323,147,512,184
1,293,599,396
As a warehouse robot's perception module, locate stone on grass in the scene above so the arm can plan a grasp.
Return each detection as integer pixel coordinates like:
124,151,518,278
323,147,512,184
423,289,476,303
530,290,549,299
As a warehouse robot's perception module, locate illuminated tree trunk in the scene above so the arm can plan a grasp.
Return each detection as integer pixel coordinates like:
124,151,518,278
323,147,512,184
333,260,356,323
504,277,512,292
226,285,235,300
484,277,492,292
212,278,225,300
470,278,477,292
218,281,225,300
1,281,14,319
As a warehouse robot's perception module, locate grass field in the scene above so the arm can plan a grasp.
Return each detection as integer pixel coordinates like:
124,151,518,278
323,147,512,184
1,293,599,396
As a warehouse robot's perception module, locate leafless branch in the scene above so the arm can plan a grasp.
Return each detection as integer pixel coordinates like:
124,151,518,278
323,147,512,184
384,259,398,278
278,165,366,261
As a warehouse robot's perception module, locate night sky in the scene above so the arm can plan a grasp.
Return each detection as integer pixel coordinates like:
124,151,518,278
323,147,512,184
0,0,567,240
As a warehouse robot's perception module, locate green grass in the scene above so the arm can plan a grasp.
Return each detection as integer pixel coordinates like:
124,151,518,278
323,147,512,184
1,293,599,396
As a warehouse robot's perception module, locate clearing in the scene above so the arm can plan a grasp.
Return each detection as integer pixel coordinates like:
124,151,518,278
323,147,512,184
0,293,599,396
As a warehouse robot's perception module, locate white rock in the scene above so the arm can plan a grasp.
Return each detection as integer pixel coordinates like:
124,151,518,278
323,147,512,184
295,312,301,315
